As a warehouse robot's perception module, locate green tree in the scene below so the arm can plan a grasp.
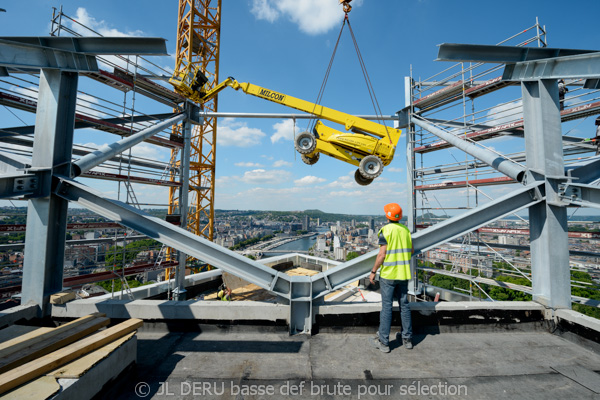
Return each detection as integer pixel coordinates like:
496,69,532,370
105,239,160,270
346,251,359,261
97,278,150,293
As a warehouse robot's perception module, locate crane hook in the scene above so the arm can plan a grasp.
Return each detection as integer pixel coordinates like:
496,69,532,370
339,0,352,14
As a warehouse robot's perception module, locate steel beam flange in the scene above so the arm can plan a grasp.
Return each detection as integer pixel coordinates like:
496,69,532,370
270,272,293,299
558,183,600,209
187,103,203,125
559,183,580,202
0,173,39,199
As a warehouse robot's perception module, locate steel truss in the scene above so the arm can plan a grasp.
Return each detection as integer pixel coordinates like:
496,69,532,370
2,34,600,333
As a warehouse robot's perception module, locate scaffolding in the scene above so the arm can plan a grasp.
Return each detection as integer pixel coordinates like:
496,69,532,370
0,7,188,296
406,19,600,304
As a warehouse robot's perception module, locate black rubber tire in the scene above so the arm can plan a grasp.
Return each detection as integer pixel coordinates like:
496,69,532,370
301,153,320,165
355,169,373,186
358,155,383,180
295,131,317,154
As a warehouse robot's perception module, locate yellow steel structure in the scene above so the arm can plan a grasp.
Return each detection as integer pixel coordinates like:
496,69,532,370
168,0,222,276
198,77,402,185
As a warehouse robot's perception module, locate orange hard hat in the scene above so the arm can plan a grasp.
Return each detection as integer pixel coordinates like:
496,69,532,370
384,203,402,221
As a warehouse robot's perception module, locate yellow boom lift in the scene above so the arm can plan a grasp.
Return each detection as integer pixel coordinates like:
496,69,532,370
169,0,400,185
171,73,401,185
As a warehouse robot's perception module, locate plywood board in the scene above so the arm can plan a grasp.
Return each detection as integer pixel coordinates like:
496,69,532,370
2,375,60,400
49,333,136,379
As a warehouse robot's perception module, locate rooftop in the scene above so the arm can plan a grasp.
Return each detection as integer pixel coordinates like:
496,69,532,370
100,303,600,400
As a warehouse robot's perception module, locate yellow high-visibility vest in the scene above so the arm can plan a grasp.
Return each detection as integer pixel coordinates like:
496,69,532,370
378,223,412,280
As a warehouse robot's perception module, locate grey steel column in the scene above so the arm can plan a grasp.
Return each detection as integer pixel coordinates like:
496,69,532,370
173,108,192,301
404,76,418,295
21,69,77,315
522,79,571,309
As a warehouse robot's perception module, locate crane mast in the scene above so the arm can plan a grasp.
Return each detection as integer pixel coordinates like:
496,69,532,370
169,0,222,275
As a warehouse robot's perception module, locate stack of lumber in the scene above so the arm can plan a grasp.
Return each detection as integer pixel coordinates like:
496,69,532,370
205,267,320,302
0,313,142,398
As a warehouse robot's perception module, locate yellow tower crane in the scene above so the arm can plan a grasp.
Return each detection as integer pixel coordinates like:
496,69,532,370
168,0,222,276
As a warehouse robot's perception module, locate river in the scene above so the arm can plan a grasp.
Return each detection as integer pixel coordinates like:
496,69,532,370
265,228,328,253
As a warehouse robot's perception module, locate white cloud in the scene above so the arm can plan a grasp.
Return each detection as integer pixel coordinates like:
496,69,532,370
77,142,102,150
387,167,403,173
329,190,365,197
295,175,326,186
217,118,266,147
10,85,38,101
273,160,292,168
76,93,104,118
67,8,175,73
214,167,406,214
235,162,264,168
328,174,356,189
75,141,169,162
215,175,238,187
241,169,291,185
11,85,105,119
250,0,280,23
270,119,299,143
71,8,144,37
250,0,354,35
129,143,170,161
486,100,523,126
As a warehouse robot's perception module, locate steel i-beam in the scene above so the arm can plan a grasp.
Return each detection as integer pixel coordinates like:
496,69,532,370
21,70,77,315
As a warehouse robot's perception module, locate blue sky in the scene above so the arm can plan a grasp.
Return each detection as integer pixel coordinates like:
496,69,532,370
1,0,599,215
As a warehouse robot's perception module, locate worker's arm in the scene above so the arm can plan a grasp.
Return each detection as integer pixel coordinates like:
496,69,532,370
370,245,387,284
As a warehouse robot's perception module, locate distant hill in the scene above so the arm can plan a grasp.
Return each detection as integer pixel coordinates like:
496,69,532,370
214,208,387,223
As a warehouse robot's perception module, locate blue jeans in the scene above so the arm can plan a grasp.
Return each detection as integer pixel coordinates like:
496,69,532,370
378,277,412,346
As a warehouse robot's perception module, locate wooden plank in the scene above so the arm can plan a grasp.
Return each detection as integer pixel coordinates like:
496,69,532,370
0,313,105,358
49,333,136,379
0,318,143,395
2,375,60,400
0,326,52,346
0,317,110,374
50,291,76,305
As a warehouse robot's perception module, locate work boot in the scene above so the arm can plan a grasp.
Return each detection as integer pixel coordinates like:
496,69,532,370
396,332,413,349
368,337,390,353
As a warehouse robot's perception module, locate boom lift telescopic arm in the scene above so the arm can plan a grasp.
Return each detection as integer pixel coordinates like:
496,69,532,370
200,76,395,141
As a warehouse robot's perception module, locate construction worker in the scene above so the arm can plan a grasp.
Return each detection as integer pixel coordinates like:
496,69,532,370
558,79,568,111
217,285,232,301
369,203,413,353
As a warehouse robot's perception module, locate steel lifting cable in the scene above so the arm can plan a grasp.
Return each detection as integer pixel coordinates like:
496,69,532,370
307,12,393,145
346,18,393,145
306,14,347,132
